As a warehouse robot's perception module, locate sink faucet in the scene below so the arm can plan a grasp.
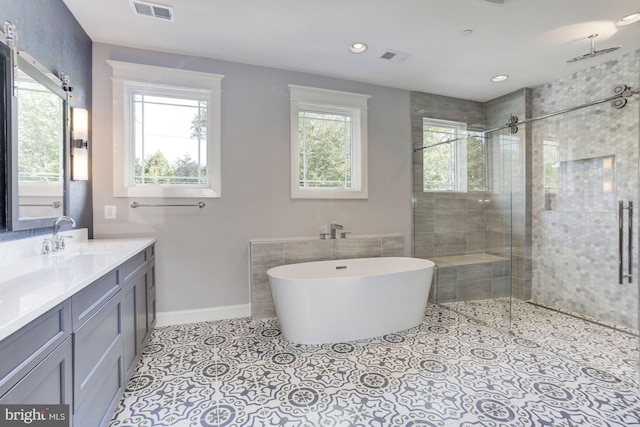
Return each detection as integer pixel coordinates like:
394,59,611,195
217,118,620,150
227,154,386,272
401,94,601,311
330,223,343,239
54,215,76,236
42,216,77,254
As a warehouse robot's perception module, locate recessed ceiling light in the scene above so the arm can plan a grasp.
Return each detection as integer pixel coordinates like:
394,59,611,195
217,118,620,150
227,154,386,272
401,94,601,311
349,42,368,53
461,29,473,37
491,74,509,82
617,12,640,26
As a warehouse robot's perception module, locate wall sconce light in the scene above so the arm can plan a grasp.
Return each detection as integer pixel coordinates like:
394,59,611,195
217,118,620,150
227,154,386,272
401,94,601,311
71,107,89,181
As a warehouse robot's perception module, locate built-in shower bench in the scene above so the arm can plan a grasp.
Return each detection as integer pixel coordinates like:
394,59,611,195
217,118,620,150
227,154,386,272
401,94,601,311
430,254,510,303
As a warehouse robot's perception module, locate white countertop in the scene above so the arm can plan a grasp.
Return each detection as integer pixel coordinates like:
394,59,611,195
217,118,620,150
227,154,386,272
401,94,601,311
0,236,156,341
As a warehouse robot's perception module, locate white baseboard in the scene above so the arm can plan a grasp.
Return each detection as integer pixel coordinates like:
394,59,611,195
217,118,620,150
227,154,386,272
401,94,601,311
156,304,251,327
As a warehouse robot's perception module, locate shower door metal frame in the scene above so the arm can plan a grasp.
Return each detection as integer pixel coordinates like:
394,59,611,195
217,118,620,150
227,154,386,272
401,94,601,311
619,200,633,284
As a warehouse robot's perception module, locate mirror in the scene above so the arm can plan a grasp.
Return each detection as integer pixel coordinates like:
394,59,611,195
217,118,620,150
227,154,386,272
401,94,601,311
5,50,69,231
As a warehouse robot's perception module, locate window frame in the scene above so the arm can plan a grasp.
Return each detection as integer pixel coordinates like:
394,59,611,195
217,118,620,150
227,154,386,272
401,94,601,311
109,60,223,198
289,84,370,199
422,117,467,192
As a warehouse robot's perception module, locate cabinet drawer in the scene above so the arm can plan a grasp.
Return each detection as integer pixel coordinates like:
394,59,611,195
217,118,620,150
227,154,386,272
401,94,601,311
73,292,122,409
73,337,123,427
72,269,120,330
121,250,147,283
0,336,72,406
0,301,71,397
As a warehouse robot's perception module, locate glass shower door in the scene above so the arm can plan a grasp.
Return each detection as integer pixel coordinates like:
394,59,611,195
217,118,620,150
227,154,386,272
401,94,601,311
412,122,514,334
524,84,640,387
531,107,638,331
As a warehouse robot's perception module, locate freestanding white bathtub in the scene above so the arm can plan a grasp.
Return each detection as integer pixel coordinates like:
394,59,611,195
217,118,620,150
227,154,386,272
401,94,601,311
267,257,435,345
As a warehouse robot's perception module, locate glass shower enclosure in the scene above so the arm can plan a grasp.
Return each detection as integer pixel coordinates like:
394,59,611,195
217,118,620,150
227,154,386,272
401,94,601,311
411,91,517,333
412,49,640,388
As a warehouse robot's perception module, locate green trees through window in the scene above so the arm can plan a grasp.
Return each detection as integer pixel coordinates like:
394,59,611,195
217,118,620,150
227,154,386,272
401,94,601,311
422,118,486,192
132,93,208,185
17,73,64,183
298,110,353,188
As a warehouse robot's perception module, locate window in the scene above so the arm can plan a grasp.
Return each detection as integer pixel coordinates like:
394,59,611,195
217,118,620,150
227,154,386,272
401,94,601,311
109,60,223,198
289,85,369,199
422,118,486,192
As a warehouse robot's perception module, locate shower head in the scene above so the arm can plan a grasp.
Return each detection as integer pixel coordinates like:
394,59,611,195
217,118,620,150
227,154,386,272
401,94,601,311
566,34,622,63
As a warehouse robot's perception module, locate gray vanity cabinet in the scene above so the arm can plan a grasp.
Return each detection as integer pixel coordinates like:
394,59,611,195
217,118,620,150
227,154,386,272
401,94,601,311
0,243,156,427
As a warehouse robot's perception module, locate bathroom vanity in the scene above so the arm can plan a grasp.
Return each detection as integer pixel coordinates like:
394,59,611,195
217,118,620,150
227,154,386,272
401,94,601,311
0,235,156,427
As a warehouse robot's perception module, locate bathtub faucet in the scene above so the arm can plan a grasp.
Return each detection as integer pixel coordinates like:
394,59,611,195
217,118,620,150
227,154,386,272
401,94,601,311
330,223,343,239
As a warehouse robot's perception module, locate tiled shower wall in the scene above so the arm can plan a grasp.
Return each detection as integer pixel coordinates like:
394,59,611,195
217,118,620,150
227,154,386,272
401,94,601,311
410,91,531,299
250,235,404,319
412,191,509,258
531,49,640,331
411,93,487,260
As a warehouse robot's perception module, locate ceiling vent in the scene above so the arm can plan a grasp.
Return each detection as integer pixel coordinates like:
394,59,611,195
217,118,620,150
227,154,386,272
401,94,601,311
379,50,411,64
129,0,175,22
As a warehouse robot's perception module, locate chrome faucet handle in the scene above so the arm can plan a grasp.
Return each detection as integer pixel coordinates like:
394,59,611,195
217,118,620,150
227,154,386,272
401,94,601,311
320,233,331,240
57,235,73,250
41,238,53,254
340,232,351,239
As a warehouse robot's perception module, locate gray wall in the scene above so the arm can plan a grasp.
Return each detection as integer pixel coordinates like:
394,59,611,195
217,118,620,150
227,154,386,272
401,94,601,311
410,91,516,260
92,43,412,318
410,92,486,259
0,0,93,241
410,89,531,301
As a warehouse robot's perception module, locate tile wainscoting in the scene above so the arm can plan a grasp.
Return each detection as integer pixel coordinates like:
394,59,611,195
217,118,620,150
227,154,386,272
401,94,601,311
250,235,405,319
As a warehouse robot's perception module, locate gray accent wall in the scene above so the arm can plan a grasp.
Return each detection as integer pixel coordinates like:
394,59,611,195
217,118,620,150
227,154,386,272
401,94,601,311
0,0,93,241
410,93,485,260
92,43,412,317
410,89,532,301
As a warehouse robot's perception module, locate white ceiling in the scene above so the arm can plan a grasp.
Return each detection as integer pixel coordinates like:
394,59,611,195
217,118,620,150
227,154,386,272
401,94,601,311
62,0,640,102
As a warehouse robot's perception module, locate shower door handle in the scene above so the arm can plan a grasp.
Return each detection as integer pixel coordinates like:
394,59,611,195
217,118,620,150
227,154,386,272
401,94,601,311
619,200,633,284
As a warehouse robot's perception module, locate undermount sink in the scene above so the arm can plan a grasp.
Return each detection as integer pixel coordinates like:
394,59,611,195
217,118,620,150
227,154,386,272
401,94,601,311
48,242,123,259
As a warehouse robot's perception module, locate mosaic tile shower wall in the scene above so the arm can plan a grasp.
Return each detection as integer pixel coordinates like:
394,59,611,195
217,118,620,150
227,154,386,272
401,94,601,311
531,49,640,331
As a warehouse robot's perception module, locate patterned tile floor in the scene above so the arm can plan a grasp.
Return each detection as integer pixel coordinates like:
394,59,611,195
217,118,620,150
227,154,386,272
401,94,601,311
111,300,640,426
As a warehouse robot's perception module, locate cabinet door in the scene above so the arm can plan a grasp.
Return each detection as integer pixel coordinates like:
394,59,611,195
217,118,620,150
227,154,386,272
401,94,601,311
147,259,156,330
73,342,123,427
135,269,149,353
73,293,122,413
122,266,150,378
0,336,72,407
122,280,138,377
